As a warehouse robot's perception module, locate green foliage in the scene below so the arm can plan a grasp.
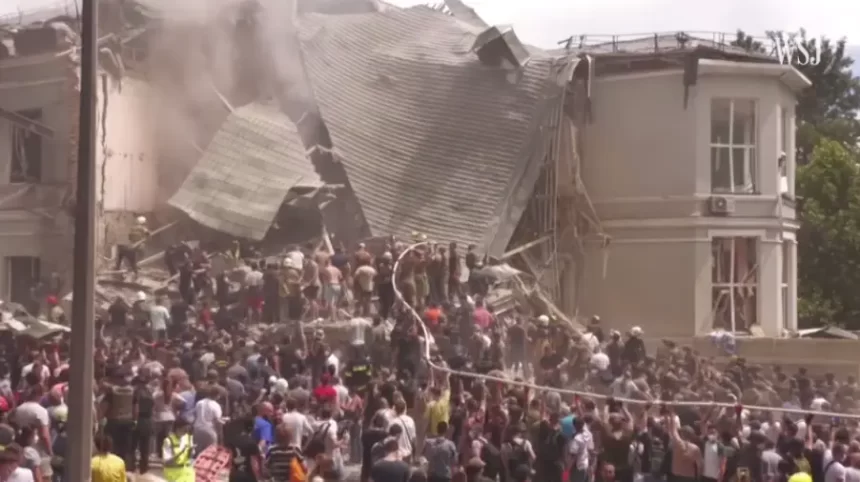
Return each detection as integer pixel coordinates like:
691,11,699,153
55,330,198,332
731,30,767,54
734,29,860,161
796,141,860,325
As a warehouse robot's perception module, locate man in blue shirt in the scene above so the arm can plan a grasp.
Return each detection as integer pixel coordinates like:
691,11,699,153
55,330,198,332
252,402,275,452
560,406,576,441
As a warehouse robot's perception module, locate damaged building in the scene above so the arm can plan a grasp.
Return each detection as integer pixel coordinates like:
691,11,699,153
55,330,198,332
120,0,805,338
0,0,805,339
0,11,80,310
0,3,160,312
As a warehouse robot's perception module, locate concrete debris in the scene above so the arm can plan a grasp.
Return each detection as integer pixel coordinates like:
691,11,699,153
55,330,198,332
0,302,70,339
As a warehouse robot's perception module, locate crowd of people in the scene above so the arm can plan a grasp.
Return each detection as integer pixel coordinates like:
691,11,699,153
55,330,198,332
0,233,857,482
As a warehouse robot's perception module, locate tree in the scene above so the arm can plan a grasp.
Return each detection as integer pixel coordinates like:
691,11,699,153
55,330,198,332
733,29,860,160
731,30,766,54
796,141,860,325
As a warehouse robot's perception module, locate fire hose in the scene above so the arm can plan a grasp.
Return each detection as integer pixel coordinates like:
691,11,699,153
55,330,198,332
392,241,860,420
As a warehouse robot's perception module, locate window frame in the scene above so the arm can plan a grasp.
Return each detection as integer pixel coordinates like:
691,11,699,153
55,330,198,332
778,105,795,198
710,233,762,333
781,238,795,332
9,108,44,184
709,98,759,195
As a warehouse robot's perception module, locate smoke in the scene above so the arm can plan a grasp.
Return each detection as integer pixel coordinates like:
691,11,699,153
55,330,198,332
140,0,305,197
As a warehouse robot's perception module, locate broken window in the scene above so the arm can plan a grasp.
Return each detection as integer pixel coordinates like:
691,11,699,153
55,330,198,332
10,108,43,183
6,256,41,315
711,237,758,332
711,99,757,194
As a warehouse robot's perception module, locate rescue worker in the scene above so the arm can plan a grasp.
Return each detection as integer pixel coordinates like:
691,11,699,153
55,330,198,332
101,366,137,466
116,215,150,275
163,418,196,482
343,341,373,394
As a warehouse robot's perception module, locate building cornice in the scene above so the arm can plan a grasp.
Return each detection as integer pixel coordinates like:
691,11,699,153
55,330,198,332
697,58,812,92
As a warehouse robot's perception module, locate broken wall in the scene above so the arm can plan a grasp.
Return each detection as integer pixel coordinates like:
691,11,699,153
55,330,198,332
95,74,159,213
92,73,162,264
0,51,78,305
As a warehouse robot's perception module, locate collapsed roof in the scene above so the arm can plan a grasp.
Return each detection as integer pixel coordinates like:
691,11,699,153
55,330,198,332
297,6,569,255
168,103,323,240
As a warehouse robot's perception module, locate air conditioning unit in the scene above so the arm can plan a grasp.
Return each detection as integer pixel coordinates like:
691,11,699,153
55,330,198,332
708,196,735,215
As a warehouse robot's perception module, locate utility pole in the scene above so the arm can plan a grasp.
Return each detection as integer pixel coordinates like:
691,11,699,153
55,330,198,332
66,0,98,478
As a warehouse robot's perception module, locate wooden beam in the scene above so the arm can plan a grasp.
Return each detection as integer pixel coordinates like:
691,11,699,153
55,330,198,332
0,107,54,139
500,234,552,260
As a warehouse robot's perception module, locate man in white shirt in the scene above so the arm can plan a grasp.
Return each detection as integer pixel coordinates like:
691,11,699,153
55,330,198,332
326,351,340,378
282,398,314,447
284,248,304,271
149,297,170,340
702,427,723,482
389,399,416,460
20,359,50,384
568,419,592,482
349,317,372,345
353,264,377,316
316,408,343,472
0,444,35,482
825,444,848,482
192,387,223,453
12,388,52,478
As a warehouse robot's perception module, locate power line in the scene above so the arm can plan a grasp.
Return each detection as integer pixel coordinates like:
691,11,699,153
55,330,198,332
392,241,860,420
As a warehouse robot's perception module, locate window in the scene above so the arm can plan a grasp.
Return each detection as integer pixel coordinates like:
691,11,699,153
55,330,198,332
712,237,759,332
10,109,43,183
6,256,41,315
778,106,792,196
710,99,757,193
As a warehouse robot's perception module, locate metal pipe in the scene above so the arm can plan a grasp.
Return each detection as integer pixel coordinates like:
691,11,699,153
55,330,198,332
393,241,860,420
66,0,98,478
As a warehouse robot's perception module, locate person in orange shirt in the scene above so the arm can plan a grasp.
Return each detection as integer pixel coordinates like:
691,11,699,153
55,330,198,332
423,302,444,328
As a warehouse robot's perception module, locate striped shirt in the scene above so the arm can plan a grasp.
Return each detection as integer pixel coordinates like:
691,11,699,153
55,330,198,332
266,444,303,482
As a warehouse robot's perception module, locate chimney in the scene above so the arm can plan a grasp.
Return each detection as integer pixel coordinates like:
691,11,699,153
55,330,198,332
472,25,529,69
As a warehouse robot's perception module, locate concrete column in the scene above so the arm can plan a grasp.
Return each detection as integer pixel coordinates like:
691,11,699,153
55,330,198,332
759,238,781,336
758,100,779,196
786,239,798,332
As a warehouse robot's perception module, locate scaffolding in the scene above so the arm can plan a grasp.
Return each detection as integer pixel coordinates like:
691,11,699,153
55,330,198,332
503,58,604,324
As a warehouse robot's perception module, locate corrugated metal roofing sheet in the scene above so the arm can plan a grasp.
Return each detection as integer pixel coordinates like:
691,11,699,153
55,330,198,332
168,103,320,240
297,6,565,255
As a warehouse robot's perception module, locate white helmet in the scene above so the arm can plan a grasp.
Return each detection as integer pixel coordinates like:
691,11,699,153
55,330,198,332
537,315,550,325
136,215,147,225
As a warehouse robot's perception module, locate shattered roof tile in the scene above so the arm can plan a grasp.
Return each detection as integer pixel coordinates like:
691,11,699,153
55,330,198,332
297,6,563,255
168,103,319,240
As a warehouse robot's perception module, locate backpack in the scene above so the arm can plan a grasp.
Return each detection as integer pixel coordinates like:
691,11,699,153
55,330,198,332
290,455,308,482
508,439,531,473
303,422,330,458
480,438,502,478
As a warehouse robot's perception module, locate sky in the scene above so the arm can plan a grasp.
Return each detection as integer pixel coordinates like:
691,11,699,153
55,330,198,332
1,0,858,74
1,0,857,47
0,0,857,49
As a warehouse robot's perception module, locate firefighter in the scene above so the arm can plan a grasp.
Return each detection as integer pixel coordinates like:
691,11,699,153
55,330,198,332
116,215,150,275
343,341,373,394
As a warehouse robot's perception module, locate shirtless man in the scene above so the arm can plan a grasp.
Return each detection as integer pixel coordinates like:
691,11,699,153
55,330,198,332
321,259,344,320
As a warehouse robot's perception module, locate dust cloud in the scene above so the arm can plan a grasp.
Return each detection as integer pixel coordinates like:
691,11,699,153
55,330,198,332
141,0,305,197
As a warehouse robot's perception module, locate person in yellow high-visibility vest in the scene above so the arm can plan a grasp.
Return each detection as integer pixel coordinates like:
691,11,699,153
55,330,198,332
162,418,195,482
